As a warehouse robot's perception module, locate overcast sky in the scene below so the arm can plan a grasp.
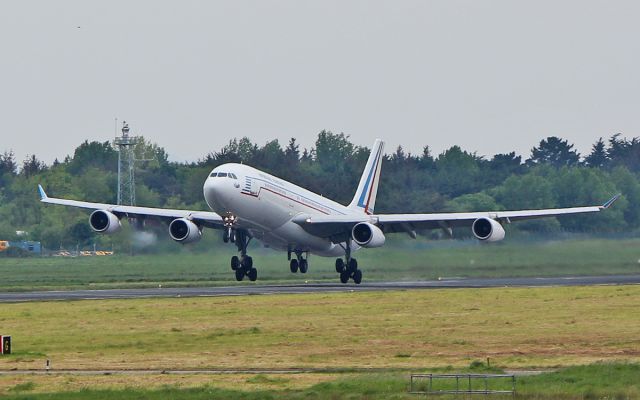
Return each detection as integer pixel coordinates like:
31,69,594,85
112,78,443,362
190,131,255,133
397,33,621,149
1,1,639,165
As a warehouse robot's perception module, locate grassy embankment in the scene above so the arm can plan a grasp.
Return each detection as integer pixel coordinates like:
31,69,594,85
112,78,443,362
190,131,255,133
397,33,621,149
1,285,639,397
0,237,639,291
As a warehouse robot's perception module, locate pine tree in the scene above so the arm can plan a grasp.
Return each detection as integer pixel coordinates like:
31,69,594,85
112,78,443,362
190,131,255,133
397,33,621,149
584,137,608,168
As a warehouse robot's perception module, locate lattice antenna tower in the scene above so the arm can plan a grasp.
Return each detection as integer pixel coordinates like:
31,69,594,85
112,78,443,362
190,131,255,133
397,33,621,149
114,120,153,206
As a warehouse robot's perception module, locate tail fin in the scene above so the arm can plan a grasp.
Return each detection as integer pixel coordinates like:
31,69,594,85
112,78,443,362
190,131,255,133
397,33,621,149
348,139,385,215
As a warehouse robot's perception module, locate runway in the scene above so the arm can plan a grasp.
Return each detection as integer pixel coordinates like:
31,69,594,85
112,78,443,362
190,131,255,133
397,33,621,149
1,274,639,303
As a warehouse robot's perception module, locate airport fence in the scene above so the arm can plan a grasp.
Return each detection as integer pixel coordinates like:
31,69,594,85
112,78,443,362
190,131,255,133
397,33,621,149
409,373,516,397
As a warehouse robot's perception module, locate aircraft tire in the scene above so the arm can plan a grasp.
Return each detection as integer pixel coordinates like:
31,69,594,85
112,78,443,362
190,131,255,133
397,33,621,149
339,270,350,284
231,256,240,271
299,259,308,273
235,268,244,281
348,258,358,273
290,259,299,273
353,269,362,284
335,258,344,273
248,268,258,281
242,256,253,269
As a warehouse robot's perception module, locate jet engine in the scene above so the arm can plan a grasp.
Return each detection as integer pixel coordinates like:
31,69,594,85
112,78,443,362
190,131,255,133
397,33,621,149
89,210,121,234
351,222,386,248
169,218,202,244
472,217,505,242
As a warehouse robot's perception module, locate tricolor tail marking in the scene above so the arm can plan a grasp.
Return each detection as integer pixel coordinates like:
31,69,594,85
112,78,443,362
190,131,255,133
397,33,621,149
349,139,385,215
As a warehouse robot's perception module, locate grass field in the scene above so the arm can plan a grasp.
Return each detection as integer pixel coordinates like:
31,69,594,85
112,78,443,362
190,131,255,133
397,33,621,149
1,237,639,291
1,237,639,398
4,285,639,371
1,284,639,398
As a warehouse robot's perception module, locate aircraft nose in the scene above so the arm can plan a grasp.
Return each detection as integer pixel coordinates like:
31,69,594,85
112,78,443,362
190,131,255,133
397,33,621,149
204,177,223,207
204,176,235,210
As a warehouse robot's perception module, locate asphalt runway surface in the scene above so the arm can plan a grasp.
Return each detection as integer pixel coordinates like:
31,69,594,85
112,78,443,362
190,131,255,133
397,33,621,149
1,274,639,303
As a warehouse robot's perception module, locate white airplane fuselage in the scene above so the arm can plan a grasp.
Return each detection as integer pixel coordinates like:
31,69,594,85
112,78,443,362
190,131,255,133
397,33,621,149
203,163,355,257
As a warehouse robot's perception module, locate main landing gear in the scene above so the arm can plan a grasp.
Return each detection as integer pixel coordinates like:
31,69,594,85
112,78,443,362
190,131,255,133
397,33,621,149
288,250,309,274
335,241,362,284
227,229,257,282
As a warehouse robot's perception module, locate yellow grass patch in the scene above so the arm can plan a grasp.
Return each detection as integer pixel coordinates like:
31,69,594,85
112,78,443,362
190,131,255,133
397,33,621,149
0,373,342,395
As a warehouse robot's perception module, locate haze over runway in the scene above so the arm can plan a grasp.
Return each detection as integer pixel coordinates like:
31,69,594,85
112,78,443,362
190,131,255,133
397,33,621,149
1,1,639,165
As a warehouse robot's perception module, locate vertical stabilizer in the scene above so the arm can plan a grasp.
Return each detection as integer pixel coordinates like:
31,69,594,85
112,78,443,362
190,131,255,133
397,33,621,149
348,139,385,215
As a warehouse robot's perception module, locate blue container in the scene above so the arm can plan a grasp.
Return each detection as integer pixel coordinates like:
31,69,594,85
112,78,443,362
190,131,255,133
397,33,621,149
8,241,41,255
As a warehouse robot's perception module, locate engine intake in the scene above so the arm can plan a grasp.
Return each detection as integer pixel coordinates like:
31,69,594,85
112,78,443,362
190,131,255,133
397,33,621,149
351,222,386,248
89,210,121,234
472,217,505,242
169,218,202,244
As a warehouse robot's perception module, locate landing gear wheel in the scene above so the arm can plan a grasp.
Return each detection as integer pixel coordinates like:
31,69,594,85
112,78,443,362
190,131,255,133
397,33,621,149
299,259,308,274
231,256,240,271
247,268,258,281
290,259,299,273
353,269,362,284
340,270,350,284
335,258,345,273
223,232,229,243
241,256,253,269
235,268,244,281
348,258,358,274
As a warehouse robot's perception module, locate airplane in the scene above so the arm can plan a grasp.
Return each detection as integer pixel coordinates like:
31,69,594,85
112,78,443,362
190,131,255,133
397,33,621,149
38,139,620,284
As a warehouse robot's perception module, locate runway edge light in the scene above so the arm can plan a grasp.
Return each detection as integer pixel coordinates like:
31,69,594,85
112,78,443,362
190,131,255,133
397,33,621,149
1,335,10,355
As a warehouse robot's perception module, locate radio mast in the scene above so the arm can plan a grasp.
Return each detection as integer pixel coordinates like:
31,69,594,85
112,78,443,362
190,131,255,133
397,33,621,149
114,121,137,205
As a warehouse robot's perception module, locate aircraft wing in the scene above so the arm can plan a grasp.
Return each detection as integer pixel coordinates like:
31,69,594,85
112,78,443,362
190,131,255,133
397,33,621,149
38,185,224,228
293,194,620,239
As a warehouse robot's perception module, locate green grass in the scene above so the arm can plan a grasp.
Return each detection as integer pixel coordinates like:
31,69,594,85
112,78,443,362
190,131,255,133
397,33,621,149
518,363,640,398
1,285,639,398
1,236,639,291
2,364,640,399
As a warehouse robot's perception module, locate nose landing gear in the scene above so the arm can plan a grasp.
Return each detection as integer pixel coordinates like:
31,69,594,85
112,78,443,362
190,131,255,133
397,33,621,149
222,215,238,243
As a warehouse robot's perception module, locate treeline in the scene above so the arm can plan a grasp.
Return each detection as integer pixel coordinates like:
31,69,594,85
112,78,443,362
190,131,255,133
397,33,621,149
1,131,639,250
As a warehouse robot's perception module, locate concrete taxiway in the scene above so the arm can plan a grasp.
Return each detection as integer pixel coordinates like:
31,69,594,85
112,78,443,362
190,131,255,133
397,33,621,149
1,274,639,303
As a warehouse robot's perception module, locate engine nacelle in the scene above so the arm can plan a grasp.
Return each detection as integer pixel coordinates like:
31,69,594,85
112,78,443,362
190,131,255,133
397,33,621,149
472,217,505,242
351,222,386,248
89,210,121,234
169,218,202,244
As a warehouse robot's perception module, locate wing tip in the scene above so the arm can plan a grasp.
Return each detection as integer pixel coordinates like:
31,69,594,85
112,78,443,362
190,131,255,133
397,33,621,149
602,193,621,209
37,184,47,200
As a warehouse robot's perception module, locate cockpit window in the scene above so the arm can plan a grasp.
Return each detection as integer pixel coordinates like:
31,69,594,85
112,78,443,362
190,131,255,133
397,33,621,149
210,172,238,179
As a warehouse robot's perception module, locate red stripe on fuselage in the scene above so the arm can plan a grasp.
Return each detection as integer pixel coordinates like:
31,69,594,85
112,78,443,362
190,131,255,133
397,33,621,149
241,187,331,215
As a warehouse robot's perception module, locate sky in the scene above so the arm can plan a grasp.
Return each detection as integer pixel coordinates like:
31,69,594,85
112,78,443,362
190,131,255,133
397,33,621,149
1,0,639,165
